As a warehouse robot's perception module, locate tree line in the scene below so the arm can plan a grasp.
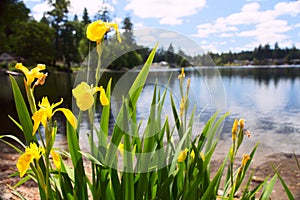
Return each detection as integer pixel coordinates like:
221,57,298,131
1,0,299,71
209,43,300,66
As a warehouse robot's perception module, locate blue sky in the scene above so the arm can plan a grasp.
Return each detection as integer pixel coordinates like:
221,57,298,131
23,0,300,53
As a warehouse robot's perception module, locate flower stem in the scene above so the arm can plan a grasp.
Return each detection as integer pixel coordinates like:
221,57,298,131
26,87,37,115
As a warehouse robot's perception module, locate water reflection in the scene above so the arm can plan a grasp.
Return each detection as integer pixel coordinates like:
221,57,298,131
0,72,74,137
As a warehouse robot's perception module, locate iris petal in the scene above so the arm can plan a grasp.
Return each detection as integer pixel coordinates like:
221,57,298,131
55,108,77,129
51,150,61,170
100,87,109,106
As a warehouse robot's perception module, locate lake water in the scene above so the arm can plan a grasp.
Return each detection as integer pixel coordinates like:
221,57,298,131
1,65,300,159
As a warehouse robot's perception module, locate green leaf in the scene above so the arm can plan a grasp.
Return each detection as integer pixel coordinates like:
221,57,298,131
106,46,157,167
110,168,121,199
143,84,157,154
7,185,26,200
234,143,259,193
10,75,36,144
13,175,31,188
170,93,180,133
59,167,74,200
128,44,158,108
99,78,112,141
0,135,26,153
122,101,134,200
8,115,23,131
272,164,295,200
205,112,229,153
294,153,300,171
259,174,277,200
79,151,105,167
66,121,88,200
168,127,191,175
201,154,228,200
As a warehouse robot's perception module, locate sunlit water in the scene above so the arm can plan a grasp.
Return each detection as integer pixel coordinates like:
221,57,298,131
1,66,299,160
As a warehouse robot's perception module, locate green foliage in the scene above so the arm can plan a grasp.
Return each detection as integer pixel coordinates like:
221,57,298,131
8,21,55,66
9,75,36,144
2,17,287,199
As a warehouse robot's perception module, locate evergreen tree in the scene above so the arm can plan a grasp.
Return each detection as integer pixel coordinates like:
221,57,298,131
165,43,176,65
47,0,70,67
82,7,90,25
122,17,134,45
0,0,30,53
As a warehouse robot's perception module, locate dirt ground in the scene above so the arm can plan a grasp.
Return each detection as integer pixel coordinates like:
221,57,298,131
0,141,299,200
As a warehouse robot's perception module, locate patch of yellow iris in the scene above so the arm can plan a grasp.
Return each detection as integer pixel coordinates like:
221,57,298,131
190,150,205,161
15,63,47,89
50,150,61,170
177,148,189,163
241,154,250,167
32,97,77,135
231,119,239,141
86,20,121,43
178,67,185,80
231,118,246,142
17,143,45,177
72,82,109,111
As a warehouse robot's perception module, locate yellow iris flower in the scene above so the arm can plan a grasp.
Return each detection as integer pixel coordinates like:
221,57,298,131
190,150,205,161
99,86,109,106
177,148,188,162
72,82,109,111
86,20,121,43
179,98,185,117
17,143,45,177
238,118,245,130
15,63,47,89
241,154,250,167
50,150,61,170
231,119,239,141
118,143,124,156
32,97,77,135
178,67,185,80
190,150,195,159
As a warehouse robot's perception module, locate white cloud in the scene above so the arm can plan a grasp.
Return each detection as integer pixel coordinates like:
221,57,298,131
193,1,300,50
112,17,123,24
31,2,51,20
69,1,114,18
274,1,300,16
192,20,237,37
125,0,206,25
238,20,291,44
225,3,276,25
29,0,115,21
200,44,218,52
134,22,144,28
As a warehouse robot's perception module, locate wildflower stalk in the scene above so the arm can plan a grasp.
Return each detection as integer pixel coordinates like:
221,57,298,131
26,87,47,149
33,161,47,199
95,40,104,85
44,121,52,199
26,87,37,115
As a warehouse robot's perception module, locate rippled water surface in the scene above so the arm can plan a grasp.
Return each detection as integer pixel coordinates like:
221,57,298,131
1,65,299,156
